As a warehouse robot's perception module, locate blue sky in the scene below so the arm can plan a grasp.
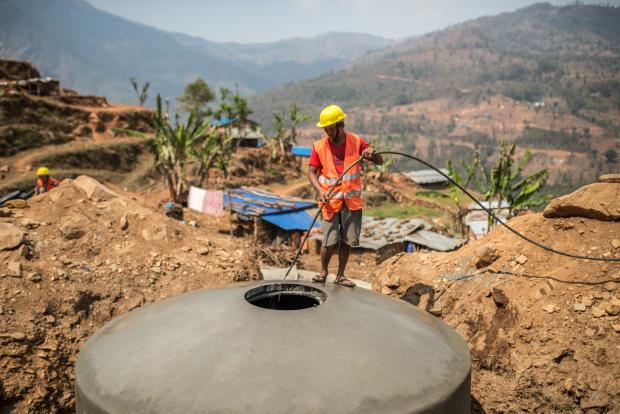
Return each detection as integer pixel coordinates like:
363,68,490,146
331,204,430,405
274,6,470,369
87,0,620,43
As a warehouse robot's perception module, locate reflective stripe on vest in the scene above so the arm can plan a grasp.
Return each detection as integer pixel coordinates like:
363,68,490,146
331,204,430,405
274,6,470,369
318,172,361,186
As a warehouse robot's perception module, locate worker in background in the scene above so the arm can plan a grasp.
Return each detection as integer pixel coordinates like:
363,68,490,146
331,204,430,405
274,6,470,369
308,104,383,287
34,167,60,194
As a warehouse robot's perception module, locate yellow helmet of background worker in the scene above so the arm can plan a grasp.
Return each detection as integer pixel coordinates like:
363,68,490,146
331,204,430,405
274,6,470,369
316,104,346,128
36,167,49,176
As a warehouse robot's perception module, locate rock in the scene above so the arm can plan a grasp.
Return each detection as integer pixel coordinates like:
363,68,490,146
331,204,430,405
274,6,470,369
0,222,25,251
73,175,117,201
515,255,528,265
0,165,9,172
473,245,498,268
197,247,210,256
59,222,85,240
30,273,42,283
7,261,22,277
18,244,30,258
599,173,620,183
612,324,620,333
580,391,610,409
543,304,556,313
573,303,586,312
543,183,620,221
142,226,171,241
612,239,620,250
20,218,40,229
582,296,593,307
491,287,509,308
603,301,620,316
120,215,128,231
181,246,192,252
0,332,27,341
591,306,606,318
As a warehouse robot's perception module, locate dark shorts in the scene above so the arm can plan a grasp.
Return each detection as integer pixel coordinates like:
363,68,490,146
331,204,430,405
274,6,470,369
321,205,362,247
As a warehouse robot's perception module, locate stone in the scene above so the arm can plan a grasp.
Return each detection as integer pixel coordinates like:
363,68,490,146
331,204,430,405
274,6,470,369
515,255,528,265
181,246,192,252
59,222,85,240
7,261,22,277
591,307,606,318
0,165,9,172
0,222,25,251
543,304,556,313
120,215,128,231
573,303,586,312
473,245,498,268
603,301,620,316
21,218,40,229
582,296,593,307
491,287,509,308
142,226,171,241
543,183,620,221
599,173,620,183
73,175,118,201
0,331,26,341
612,239,620,250
580,391,610,409
197,247,210,256
30,273,42,283
612,324,620,333
18,244,30,258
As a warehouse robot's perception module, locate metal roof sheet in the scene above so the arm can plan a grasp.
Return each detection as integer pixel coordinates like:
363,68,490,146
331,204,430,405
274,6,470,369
291,146,312,157
224,187,316,217
404,230,465,252
402,169,450,185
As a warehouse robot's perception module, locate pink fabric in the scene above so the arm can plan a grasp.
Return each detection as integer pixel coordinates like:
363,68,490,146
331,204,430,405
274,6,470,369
202,190,224,216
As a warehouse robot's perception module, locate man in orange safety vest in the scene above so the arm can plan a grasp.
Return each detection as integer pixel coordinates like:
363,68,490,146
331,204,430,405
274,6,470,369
34,167,60,195
308,104,383,287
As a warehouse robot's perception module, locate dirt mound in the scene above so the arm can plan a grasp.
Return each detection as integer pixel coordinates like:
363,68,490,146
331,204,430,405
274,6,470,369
373,187,620,412
544,182,620,221
0,176,260,413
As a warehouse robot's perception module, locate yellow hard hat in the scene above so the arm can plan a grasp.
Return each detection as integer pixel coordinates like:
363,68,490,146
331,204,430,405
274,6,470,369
316,104,346,128
36,167,49,176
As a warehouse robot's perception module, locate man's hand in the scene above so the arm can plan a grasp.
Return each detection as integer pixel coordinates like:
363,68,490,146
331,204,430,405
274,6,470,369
318,190,330,204
361,146,375,161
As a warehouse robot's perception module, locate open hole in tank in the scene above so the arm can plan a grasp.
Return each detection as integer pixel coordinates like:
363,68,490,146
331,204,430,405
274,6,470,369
244,283,327,310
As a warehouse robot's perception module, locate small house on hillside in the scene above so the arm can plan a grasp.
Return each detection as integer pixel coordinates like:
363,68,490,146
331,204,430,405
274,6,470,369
464,200,509,239
210,117,265,148
310,216,465,266
0,77,60,97
402,169,450,189
188,186,318,247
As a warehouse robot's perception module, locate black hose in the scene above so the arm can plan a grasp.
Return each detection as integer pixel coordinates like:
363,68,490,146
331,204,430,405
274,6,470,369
283,151,620,280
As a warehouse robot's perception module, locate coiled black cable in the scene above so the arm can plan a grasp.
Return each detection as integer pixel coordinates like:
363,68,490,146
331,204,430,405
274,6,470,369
284,151,620,279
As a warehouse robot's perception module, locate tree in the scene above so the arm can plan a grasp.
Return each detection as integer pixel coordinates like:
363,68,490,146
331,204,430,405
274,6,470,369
129,77,150,106
265,103,310,160
449,141,550,232
177,78,215,118
604,148,618,163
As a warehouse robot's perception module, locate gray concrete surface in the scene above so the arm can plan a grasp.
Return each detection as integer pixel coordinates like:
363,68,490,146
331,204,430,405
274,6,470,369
76,281,471,414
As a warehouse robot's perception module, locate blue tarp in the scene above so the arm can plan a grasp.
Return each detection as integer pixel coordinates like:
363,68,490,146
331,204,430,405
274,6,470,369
261,209,319,231
210,117,238,127
291,146,312,157
223,187,315,217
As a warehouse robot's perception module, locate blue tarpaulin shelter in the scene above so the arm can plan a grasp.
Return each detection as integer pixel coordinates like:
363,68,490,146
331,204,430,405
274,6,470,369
223,187,318,231
291,146,312,157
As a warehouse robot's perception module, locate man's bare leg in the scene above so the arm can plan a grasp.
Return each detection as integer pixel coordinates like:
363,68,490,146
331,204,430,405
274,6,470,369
319,244,339,279
337,242,351,277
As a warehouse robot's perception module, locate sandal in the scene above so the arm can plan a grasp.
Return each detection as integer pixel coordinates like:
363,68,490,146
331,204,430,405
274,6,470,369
312,274,327,283
334,276,355,288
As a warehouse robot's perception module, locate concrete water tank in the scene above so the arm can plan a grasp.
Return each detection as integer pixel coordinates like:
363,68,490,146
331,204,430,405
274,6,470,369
76,281,471,413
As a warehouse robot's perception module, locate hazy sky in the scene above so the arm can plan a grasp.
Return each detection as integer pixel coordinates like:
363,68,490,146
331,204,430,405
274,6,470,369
87,0,620,43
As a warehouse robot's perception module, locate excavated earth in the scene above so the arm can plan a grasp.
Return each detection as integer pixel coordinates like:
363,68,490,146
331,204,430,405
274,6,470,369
373,183,620,413
0,177,260,413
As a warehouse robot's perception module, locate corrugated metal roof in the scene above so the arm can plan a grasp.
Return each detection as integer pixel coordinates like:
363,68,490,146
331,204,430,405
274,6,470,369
404,230,465,251
468,200,510,210
224,187,315,217
291,146,312,157
310,216,432,250
402,169,450,185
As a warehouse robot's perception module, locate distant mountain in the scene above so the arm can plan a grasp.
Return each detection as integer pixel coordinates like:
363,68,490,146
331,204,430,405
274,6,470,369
251,3,620,193
0,0,393,105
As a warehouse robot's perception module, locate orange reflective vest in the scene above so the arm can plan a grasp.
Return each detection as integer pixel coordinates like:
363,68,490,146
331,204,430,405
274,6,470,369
35,177,60,193
313,132,363,221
